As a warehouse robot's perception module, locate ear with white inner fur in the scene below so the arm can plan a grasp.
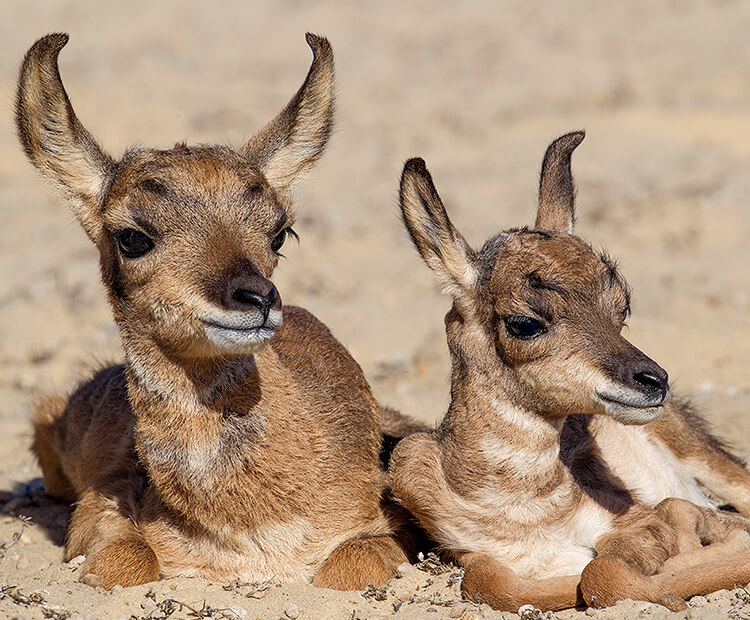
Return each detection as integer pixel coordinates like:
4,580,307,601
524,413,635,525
399,158,477,297
535,130,585,233
240,33,335,196
16,33,116,242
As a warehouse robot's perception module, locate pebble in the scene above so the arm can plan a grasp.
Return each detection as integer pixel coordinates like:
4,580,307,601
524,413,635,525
585,607,598,616
284,602,300,619
67,555,86,568
15,554,29,569
112,585,123,593
140,597,157,611
448,603,468,618
460,611,485,620
169,583,178,591
228,606,248,619
689,595,707,606
396,562,417,577
80,573,103,587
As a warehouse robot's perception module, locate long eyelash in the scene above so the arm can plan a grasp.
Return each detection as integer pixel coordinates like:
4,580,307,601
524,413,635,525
276,227,299,259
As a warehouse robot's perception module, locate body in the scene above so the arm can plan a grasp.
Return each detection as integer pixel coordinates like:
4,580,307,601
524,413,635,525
389,137,750,610
19,33,406,589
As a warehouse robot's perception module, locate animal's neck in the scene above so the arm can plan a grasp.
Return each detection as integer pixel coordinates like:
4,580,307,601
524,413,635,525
440,327,570,496
121,332,266,502
123,334,256,410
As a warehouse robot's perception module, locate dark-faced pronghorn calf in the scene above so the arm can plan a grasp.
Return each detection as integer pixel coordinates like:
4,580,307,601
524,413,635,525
389,133,750,611
18,33,408,589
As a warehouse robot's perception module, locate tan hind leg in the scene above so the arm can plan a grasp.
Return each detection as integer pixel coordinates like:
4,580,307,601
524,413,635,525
67,487,159,589
460,552,582,612
312,533,407,590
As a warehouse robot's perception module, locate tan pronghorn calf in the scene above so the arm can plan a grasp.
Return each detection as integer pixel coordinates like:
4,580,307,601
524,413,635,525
389,133,750,611
17,33,408,590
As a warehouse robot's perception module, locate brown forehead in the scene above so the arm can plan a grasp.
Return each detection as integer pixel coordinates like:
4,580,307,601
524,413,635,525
103,146,289,229
108,146,264,198
489,232,622,297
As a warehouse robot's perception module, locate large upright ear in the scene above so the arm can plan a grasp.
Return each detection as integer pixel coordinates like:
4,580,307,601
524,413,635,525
535,130,585,233
16,33,115,242
240,33,335,195
399,158,477,298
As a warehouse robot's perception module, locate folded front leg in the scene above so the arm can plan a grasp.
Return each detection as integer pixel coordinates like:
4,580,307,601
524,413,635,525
459,552,582,612
67,487,159,588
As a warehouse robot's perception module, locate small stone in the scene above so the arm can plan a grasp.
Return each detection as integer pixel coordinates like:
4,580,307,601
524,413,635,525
80,573,103,587
169,583,178,591
396,562,417,577
659,593,688,612
228,606,248,619
461,611,485,620
519,604,541,619
585,607,598,616
15,554,29,570
67,555,86,568
448,603,468,618
112,584,123,593
284,602,300,619
140,597,157,611
689,595,707,606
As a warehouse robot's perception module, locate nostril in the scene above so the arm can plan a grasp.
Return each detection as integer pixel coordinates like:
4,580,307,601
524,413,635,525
232,288,266,309
633,368,669,395
231,286,278,315
265,286,278,306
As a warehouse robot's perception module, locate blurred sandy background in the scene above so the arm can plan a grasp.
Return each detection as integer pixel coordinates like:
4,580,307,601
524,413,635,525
1,1,750,618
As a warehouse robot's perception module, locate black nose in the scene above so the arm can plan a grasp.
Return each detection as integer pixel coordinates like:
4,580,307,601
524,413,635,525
232,285,278,318
633,365,669,399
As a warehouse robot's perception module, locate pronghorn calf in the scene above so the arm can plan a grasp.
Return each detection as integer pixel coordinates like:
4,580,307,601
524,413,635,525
389,133,750,611
18,33,407,589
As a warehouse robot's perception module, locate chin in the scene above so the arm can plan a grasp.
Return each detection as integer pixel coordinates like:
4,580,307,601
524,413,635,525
605,403,665,425
203,325,277,355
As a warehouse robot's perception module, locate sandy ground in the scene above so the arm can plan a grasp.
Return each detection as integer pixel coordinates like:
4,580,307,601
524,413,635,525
1,1,750,618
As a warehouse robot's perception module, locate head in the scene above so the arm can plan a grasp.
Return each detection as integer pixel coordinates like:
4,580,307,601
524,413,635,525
16,33,334,360
399,132,670,425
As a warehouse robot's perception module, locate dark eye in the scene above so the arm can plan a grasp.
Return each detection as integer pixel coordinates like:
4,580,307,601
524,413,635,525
271,227,298,254
116,229,154,258
504,316,548,340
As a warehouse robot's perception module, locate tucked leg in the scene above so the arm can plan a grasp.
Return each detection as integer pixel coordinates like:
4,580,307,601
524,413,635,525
67,488,159,588
312,533,407,590
459,551,582,612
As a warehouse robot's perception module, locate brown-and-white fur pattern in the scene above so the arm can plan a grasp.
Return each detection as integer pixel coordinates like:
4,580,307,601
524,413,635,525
389,134,750,611
18,33,407,590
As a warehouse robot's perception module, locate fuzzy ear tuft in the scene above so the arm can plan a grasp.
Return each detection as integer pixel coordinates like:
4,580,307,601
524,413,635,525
16,33,115,242
535,130,585,233
240,33,335,196
399,158,477,297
